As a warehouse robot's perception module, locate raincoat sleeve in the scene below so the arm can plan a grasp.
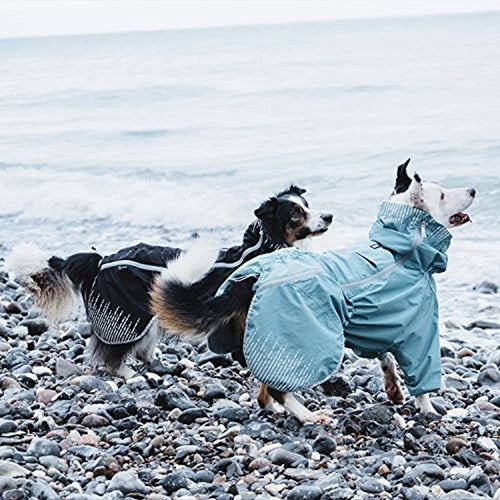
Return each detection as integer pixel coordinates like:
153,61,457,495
391,285,442,396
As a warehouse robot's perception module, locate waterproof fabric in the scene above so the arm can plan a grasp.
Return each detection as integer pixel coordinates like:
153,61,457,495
86,220,285,345
86,243,182,345
217,202,452,396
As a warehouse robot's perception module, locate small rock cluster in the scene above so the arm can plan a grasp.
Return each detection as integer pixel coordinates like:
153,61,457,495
0,257,499,499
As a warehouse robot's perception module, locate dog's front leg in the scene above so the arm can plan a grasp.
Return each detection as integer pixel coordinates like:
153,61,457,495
415,393,437,414
380,352,405,405
267,388,332,425
257,384,284,413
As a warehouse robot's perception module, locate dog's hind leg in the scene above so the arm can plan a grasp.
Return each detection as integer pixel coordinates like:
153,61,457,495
380,352,405,405
415,393,437,414
267,388,332,425
133,322,161,364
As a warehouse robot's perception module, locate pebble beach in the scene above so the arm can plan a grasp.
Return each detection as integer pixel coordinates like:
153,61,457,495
0,255,499,499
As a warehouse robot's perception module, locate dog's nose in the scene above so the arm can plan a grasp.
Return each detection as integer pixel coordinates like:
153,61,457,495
321,213,333,224
468,188,476,197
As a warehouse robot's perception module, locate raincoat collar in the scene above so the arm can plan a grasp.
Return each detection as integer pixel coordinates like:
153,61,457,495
369,202,452,274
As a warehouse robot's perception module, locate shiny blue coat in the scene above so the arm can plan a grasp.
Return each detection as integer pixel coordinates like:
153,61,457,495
217,202,452,396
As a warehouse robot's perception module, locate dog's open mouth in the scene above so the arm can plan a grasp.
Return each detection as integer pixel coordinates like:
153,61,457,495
310,228,329,237
449,212,471,226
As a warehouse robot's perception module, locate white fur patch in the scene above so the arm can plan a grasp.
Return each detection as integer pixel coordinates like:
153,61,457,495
6,243,49,278
159,238,221,286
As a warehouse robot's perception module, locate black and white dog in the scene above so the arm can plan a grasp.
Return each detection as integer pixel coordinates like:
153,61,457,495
8,186,332,378
151,160,475,421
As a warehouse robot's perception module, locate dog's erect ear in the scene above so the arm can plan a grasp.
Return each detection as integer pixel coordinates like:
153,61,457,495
288,185,306,196
394,158,412,194
254,197,279,223
408,172,424,208
277,185,307,198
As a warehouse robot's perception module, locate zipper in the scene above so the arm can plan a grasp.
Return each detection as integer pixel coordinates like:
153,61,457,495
342,227,423,291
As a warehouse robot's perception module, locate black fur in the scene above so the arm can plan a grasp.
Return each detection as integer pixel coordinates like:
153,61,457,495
393,158,412,194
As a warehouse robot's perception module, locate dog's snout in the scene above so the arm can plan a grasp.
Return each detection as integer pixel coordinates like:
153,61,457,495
468,188,476,197
321,213,334,224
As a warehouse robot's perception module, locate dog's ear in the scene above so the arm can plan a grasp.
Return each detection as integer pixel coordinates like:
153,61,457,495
408,172,424,208
394,158,412,194
254,197,279,223
288,185,306,196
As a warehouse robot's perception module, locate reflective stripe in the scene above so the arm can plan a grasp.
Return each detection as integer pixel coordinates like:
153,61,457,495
342,224,423,291
256,267,324,293
211,233,264,270
100,259,167,273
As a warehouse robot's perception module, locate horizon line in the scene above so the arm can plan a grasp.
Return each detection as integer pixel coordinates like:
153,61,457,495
1,8,499,43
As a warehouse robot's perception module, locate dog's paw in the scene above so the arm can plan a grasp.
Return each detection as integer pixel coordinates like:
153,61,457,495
307,409,333,425
264,400,285,414
384,378,405,405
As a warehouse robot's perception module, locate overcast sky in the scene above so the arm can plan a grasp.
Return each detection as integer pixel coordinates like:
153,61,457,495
1,0,500,39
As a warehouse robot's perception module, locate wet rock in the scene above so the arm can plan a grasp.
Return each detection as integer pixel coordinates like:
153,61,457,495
154,388,195,410
312,434,337,455
0,477,17,494
268,447,308,467
56,358,82,377
107,470,149,496
4,302,22,314
286,485,323,500
444,374,470,391
446,437,468,455
467,471,492,496
466,320,500,330
0,419,17,434
487,350,500,367
175,445,200,460
19,318,49,335
81,414,109,427
404,464,444,485
36,389,57,405
202,383,225,402
178,408,207,424
214,405,249,422
27,438,61,458
27,478,59,500
0,460,28,478
161,470,188,494
438,478,467,492
477,367,499,387
359,477,386,494
473,280,498,294
321,375,352,397
71,376,110,392
197,351,233,367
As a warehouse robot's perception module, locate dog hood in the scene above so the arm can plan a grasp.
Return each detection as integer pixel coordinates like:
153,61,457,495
217,202,451,396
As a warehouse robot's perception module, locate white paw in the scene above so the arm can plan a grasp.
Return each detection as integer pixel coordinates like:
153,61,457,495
265,400,285,414
307,409,333,425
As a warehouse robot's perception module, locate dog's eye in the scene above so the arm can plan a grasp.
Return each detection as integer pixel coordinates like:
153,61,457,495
440,192,445,201
291,212,302,222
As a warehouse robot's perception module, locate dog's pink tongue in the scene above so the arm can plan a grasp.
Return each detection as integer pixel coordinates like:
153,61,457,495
449,212,471,226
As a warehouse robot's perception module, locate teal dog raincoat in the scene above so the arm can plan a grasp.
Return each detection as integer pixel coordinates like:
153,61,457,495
217,202,452,396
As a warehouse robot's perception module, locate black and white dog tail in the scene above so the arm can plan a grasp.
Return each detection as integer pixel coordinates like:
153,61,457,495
7,243,101,323
150,239,255,341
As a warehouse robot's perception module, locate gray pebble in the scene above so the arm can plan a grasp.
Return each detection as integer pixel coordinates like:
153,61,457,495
27,438,61,458
107,470,149,496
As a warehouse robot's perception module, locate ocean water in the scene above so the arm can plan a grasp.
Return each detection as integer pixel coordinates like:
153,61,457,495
0,12,499,328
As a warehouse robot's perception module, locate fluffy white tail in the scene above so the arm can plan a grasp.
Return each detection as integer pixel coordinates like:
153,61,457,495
6,243,79,323
6,243,50,278
160,237,220,285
